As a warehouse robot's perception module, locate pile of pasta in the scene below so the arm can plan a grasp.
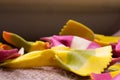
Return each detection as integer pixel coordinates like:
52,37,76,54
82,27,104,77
0,20,120,80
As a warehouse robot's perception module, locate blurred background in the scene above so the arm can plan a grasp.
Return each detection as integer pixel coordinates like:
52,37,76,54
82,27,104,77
0,0,120,41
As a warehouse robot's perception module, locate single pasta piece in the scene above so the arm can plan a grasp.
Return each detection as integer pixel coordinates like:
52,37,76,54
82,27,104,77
59,19,95,41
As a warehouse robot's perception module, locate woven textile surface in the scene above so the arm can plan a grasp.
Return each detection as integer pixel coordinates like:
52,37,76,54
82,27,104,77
0,67,88,80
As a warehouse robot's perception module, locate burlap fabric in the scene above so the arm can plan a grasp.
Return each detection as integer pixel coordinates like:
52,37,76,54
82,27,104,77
0,30,119,80
0,67,89,80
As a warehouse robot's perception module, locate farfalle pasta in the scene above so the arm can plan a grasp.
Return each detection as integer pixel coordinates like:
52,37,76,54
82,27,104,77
0,19,120,80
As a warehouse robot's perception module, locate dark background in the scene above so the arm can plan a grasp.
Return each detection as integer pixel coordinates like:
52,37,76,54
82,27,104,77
0,0,120,41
